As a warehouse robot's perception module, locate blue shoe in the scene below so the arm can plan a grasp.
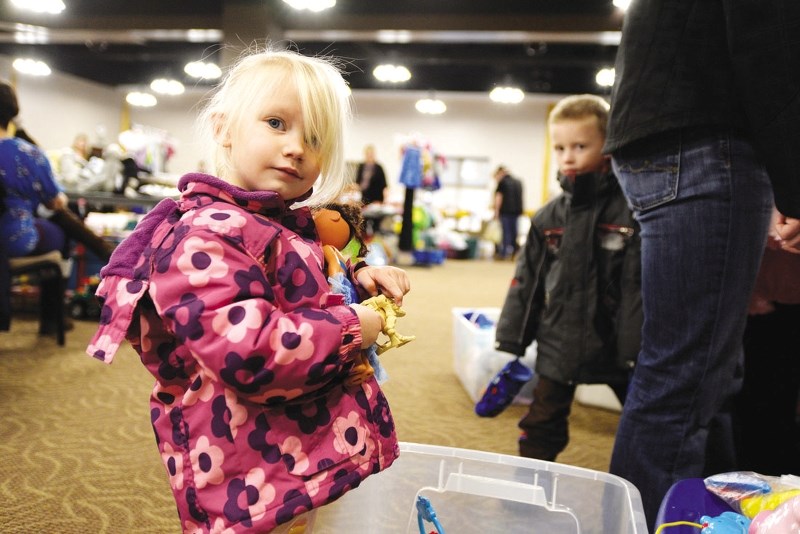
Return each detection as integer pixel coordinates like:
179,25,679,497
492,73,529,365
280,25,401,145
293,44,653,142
475,358,534,417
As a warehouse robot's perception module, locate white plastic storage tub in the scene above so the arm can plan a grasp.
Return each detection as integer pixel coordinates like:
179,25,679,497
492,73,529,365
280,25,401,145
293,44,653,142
452,307,537,404
314,442,648,533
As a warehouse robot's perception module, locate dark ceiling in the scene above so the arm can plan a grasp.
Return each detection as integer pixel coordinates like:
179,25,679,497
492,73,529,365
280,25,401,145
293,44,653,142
0,0,624,95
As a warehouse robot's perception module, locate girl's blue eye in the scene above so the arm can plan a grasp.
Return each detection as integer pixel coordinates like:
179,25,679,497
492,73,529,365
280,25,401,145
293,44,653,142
266,118,284,129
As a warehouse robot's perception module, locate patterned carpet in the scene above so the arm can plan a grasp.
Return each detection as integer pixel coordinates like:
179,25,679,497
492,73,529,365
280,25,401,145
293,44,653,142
0,259,620,533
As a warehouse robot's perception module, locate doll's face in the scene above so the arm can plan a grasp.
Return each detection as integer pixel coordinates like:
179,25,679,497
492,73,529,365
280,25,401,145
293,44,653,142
313,208,352,249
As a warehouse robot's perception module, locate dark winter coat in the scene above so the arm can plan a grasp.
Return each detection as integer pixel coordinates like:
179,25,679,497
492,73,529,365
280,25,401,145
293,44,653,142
495,171,642,385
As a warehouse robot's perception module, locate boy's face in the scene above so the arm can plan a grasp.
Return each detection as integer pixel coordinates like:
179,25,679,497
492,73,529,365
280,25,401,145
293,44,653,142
222,81,322,199
550,116,608,178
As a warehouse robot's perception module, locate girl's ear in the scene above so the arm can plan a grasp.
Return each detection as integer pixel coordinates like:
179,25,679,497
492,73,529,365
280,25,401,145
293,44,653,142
212,112,231,147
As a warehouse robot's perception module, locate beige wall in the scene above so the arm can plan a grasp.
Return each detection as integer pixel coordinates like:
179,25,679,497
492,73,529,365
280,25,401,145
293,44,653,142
2,55,564,212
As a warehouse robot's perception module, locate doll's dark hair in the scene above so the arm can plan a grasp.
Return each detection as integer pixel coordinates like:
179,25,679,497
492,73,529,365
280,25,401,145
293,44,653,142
324,202,370,258
0,82,20,129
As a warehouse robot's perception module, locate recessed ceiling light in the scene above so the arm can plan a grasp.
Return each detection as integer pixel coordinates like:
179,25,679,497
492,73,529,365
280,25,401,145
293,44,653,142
13,58,51,76
283,0,336,12
613,0,632,11
373,64,412,83
126,92,157,107
11,0,65,15
596,67,615,87
489,86,524,104
415,98,447,115
184,61,222,80
150,78,185,95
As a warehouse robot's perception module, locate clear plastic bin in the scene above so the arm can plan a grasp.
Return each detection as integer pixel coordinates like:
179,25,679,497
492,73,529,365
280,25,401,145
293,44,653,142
314,442,648,533
452,307,537,404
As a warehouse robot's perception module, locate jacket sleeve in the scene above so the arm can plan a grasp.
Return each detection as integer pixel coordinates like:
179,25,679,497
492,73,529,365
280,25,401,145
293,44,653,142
148,226,362,404
495,219,547,356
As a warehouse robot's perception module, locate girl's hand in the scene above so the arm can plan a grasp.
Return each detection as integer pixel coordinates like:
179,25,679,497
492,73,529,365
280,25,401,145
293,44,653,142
350,303,383,348
355,265,411,306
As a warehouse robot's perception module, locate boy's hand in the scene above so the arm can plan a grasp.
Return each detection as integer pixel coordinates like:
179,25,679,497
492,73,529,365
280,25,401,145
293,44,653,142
355,265,411,306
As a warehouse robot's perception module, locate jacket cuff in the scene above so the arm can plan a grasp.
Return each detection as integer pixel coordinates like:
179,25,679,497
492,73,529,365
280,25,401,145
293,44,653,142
329,304,363,361
495,341,525,357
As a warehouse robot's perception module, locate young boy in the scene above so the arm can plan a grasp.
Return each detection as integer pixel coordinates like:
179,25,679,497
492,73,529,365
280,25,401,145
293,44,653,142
495,94,642,461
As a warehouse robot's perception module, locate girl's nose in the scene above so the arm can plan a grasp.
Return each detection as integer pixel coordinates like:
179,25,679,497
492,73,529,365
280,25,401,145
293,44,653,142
282,131,305,159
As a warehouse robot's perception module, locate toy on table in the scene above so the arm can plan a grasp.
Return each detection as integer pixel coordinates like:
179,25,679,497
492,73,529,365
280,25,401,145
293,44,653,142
749,494,800,534
313,204,414,386
704,472,800,519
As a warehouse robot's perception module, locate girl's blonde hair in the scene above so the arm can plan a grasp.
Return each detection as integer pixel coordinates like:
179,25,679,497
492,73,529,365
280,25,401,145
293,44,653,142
197,47,352,207
548,94,610,138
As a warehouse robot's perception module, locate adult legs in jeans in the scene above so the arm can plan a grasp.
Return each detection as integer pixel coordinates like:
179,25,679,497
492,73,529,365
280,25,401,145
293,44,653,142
498,214,519,259
609,128,773,528
518,375,576,461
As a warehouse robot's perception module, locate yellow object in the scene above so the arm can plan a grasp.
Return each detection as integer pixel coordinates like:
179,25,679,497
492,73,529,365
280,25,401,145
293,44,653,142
741,489,800,519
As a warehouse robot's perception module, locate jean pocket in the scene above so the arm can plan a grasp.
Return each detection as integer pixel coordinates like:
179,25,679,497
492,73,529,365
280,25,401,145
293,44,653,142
613,152,680,212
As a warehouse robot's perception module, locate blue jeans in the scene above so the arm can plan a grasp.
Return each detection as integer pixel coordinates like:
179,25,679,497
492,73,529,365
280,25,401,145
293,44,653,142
609,128,773,528
498,214,519,258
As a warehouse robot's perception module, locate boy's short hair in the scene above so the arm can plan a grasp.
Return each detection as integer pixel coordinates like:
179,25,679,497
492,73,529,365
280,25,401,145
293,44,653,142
548,94,610,138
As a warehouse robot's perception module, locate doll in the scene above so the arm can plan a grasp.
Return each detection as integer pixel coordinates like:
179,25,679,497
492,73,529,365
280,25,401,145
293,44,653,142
313,203,414,386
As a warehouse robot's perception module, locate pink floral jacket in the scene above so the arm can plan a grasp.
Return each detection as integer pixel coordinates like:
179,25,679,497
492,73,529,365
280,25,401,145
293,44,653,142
87,174,399,533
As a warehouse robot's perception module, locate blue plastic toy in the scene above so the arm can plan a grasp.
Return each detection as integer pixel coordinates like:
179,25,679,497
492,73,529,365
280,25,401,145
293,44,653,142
475,358,534,417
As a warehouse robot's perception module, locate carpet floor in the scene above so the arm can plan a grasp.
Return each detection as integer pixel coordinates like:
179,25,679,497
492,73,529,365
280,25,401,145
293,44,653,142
0,258,620,533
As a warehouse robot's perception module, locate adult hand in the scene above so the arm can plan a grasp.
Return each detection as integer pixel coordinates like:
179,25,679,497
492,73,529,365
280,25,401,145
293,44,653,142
354,265,411,306
774,212,800,254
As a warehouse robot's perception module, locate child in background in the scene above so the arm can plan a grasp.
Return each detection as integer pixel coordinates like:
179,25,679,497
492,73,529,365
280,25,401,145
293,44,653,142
495,94,641,461
86,49,410,533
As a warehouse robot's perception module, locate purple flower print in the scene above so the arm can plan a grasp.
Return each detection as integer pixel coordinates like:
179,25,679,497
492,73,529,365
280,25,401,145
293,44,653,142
222,468,275,527
219,352,275,393
154,224,190,274
275,490,313,526
285,398,331,435
234,266,274,301
372,392,395,438
326,468,363,503
295,307,339,326
248,413,283,464
306,352,342,386
164,293,205,342
276,251,320,303
170,407,189,447
211,395,235,443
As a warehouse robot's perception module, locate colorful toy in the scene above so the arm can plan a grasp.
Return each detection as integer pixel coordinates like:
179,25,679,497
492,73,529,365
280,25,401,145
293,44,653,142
698,512,750,533
68,275,102,319
475,358,534,417
749,494,800,534
313,204,414,386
